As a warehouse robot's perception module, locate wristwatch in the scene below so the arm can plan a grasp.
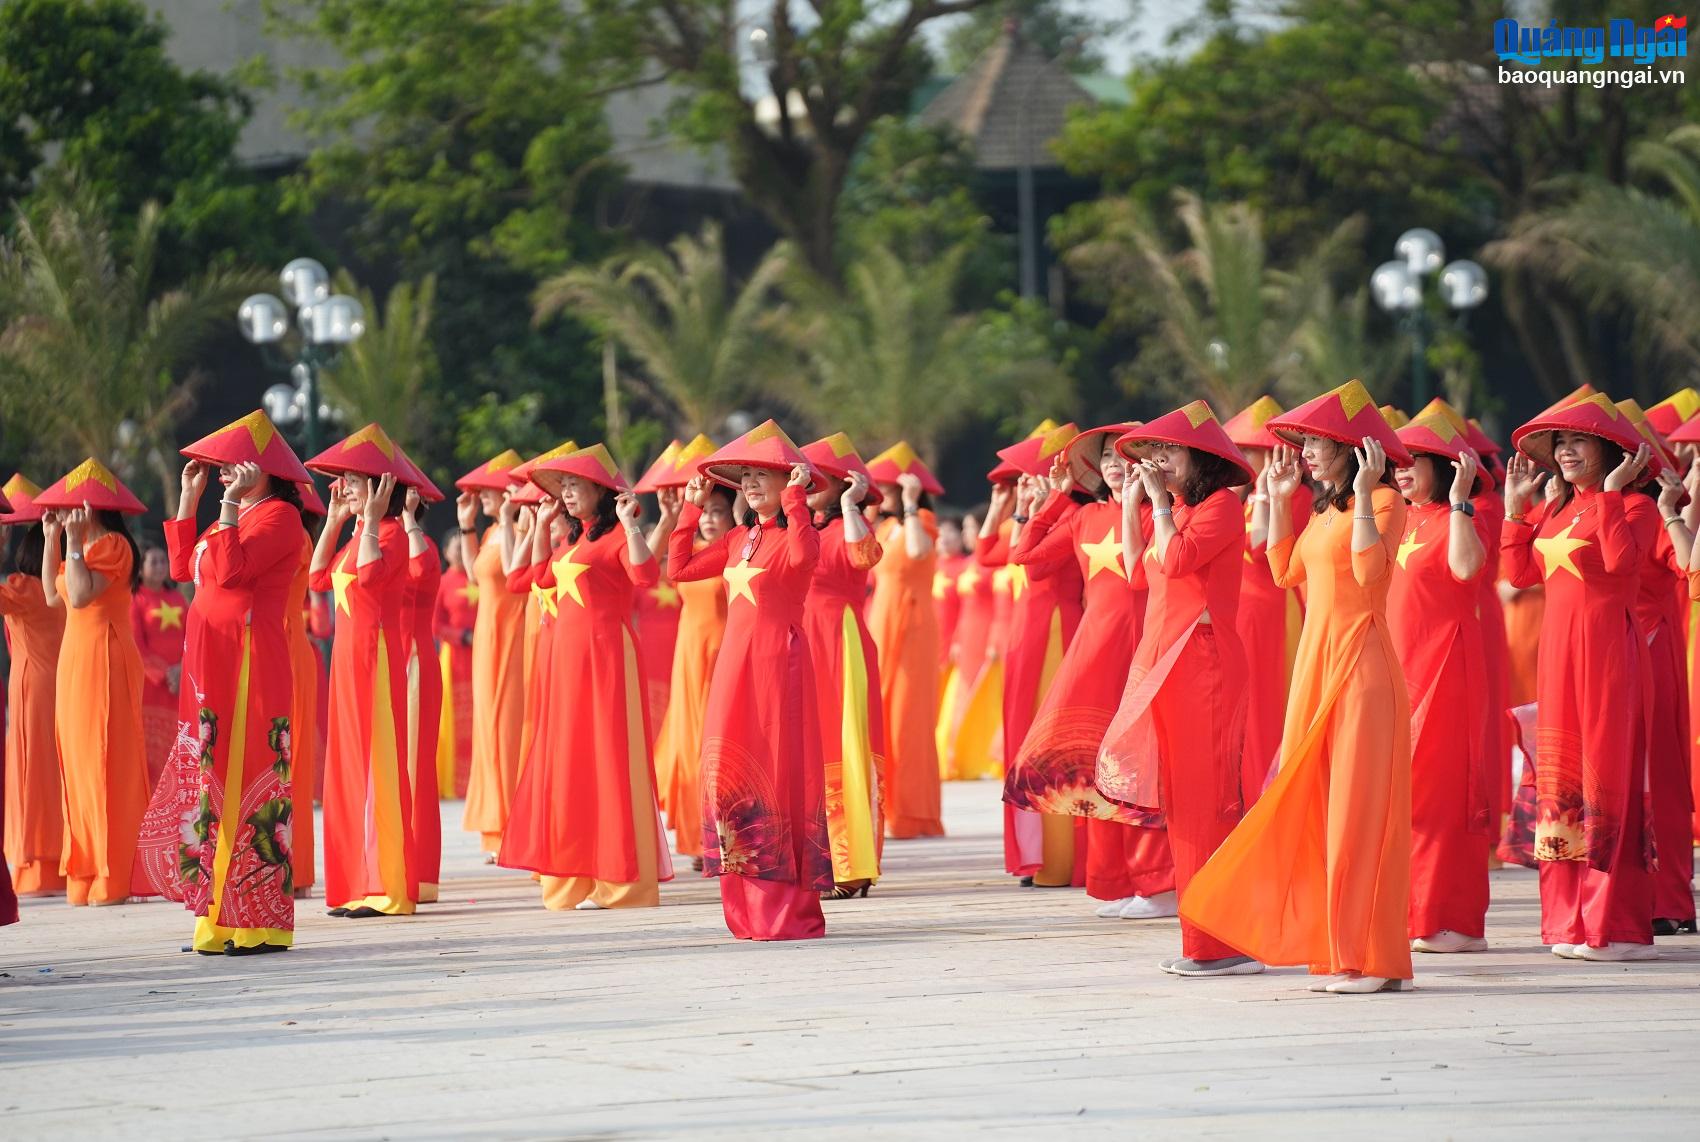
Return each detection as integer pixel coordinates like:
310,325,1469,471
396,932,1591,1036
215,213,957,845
1451,501,1476,517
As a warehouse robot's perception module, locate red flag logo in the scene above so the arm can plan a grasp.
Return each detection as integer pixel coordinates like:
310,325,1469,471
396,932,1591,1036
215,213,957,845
1653,14,1687,30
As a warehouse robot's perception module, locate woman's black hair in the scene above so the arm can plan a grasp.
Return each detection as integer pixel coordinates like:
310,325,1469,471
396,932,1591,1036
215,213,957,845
95,509,143,589
271,475,305,515
743,504,791,529
139,542,174,589
1311,440,1399,513
565,487,620,543
813,477,849,528
1409,454,1485,505
1180,449,1243,507
1553,434,1629,509
4,524,45,578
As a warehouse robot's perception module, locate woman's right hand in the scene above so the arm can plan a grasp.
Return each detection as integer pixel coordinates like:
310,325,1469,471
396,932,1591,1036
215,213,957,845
361,473,396,527
1266,444,1303,499
41,509,63,546
456,491,479,531
180,460,209,509
684,475,711,509
1503,452,1543,517
497,491,518,526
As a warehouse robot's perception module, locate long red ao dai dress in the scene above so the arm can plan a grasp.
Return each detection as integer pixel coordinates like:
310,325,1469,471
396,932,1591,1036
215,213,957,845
1623,495,1694,925
283,538,318,894
1235,488,1306,802
1004,495,1174,901
1098,488,1251,962
803,516,885,885
939,557,1000,781
313,518,419,914
979,519,1084,879
1500,488,1655,948
137,501,305,949
404,537,443,901
1,572,64,895
1388,499,1494,941
131,581,187,792
669,487,831,940
433,565,477,798
499,525,670,908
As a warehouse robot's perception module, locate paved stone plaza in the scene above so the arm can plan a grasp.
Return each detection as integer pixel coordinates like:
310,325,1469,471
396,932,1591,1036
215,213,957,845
3,783,1697,1139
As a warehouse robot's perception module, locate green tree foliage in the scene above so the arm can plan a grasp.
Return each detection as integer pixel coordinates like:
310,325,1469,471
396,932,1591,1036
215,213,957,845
267,0,622,459
0,0,301,279
765,240,1069,459
941,0,1126,76
587,0,999,279
534,223,791,439
0,181,269,510
1058,190,1367,411
319,274,439,447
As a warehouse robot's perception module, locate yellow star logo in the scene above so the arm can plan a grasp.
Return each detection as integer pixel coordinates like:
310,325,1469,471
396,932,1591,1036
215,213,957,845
552,547,591,608
957,564,981,595
331,569,356,615
1080,526,1126,581
531,580,559,618
1008,562,1029,600
150,601,184,630
650,582,680,609
458,582,480,605
1145,542,1161,564
1534,519,1590,581
1396,529,1425,569
724,560,766,606
932,571,951,599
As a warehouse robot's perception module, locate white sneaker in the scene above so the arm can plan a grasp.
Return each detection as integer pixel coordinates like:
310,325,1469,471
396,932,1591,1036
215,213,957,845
1119,891,1179,920
1308,973,1353,992
1411,930,1489,954
573,898,606,911
1550,943,1584,959
1167,955,1265,977
1325,974,1411,994
1096,896,1137,919
1577,941,1657,962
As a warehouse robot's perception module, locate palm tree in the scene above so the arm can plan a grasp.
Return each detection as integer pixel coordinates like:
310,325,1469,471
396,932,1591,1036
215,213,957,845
765,240,1068,461
319,273,439,446
1486,123,1700,402
1061,189,1367,411
532,222,790,438
0,180,267,511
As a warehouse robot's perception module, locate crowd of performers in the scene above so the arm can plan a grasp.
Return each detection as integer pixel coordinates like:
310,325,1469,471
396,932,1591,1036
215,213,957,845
2,380,1697,993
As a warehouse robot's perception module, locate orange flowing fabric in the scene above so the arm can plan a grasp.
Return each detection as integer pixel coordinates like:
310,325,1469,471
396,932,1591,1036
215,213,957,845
939,557,1001,781
137,502,305,949
433,567,476,798
868,512,946,837
1,572,64,895
1625,496,1694,924
1388,499,1493,940
804,517,885,883
131,583,187,792
312,519,418,914
283,539,318,893
461,527,527,852
1235,488,1306,802
1182,487,1413,981
668,488,830,941
54,533,149,906
655,570,726,859
404,538,443,900
635,577,683,779
499,526,670,909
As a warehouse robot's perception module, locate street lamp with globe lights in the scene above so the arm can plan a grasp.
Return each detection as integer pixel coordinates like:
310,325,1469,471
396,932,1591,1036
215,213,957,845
1371,229,1487,411
240,257,365,464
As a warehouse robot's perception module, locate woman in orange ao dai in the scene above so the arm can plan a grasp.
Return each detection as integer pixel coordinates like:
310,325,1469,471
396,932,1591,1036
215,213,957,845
1180,380,1414,994
1,476,64,897
668,422,831,940
500,445,670,909
38,459,150,907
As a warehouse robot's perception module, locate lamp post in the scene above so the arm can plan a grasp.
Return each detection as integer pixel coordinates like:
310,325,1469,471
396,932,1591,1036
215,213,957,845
1370,229,1487,410
240,257,365,463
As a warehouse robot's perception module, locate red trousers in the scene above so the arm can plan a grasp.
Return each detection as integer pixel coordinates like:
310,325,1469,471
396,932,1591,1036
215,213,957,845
1538,784,1653,947
1153,628,1245,962
720,874,825,941
1407,655,1490,939
1085,819,1173,900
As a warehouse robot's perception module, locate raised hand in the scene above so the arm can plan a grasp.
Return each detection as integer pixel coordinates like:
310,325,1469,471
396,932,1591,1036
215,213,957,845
64,504,91,547
326,481,352,528
842,470,870,508
1047,453,1074,496
1266,444,1303,499
497,491,518,526
657,485,684,517
180,460,210,509
1657,468,1685,516
1603,443,1652,494
456,491,479,531
684,474,711,508
41,509,63,546
1503,453,1543,517
1449,450,1480,506
1352,437,1387,501
362,473,396,527
226,461,264,500
615,492,643,527
789,463,812,489
896,471,923,508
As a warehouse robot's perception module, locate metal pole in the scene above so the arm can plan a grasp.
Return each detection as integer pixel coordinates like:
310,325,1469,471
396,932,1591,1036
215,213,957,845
1410,311,1430,410
296,357,320,461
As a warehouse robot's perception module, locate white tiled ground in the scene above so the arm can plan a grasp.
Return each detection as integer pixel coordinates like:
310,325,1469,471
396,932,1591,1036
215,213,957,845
3,782,1696,1139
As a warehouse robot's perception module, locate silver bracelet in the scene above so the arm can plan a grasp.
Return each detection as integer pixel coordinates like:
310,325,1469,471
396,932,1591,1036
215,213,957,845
1152,508,1173,517
220,497,241,508
1354,514,1376,521
66,550,84,561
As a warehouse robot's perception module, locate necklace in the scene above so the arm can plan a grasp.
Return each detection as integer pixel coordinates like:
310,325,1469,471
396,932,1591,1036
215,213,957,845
238,493,277,519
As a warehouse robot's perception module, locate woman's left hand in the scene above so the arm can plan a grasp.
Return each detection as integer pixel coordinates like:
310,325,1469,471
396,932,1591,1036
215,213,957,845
1449,449,1479,506
64,504,90,547
1352,438,1387,501
615,492,642,527
788,463,812,489
1603,443,1652,493
226,461,264,500
842,470,870,508
897,471,922,509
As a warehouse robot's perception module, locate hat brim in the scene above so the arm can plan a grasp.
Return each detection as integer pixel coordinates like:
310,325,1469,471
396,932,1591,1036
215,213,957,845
1269,424,1414,469
1512,419,1658,476
1115,431,1255,486
703,459,820,494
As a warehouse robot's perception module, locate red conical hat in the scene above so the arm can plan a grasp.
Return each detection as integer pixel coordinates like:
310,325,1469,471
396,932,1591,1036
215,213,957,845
1379,405,1410,429
1615,398,1676,476
1665,409,1700,446
457,449,524,492
1118,401,1254,485
1464,416,1501,457
1535,383,1598,418
700,420,820,492
306,423,413,483
1268,379,1414,467
1646,388,1700,437
1222,396,1285,450
0,474,43,523
35,457,147,515
0,482,11,516
1397,400,1473,461
532,443,631,496
297,481,328,517
632,440,683,494
802,432,874,485
1069,421,1139,487
868,440,944,496
508,440,580,486
994,421,1078,480
181,410,312,484
986,419,1057,484
394,445,444,503
1512,392,1650,471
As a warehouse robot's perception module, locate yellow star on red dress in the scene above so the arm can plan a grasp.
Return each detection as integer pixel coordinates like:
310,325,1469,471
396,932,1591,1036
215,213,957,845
1080,526,1126,581
1007,562,1029,600
956,564,981,595
1534,519,1590,580
649,582,681,609
552,547,591,608
723,559,767,606
1396,529,1425,569
457,582,480,606
531,580,559,618
331,569,356,615
150,601,184,630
